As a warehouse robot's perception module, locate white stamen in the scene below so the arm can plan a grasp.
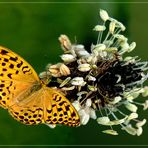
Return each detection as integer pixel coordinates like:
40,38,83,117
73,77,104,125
78,63,91,72
125,102,138,112
115,22,126,31
110,96,121,104
127,113,138,120
122,124,137,135
74,45,90,57
77,91,88,97
59,64,71,76
75,44,84,49
97,116,110,125
77,50,90,57
61,86,75,91
89,108,97,119
87,85,97,91
109,21,116,34
59,77,71,87
124,56,136,63
108,117,127,126
86,99,92,107
100,9,109,22
79,109,90,125
59,34,72,51
126,96,135,102
136,127,143,136
114,34,127,42
93,44,106,51
128,42,136,52
142,86,148,97
72,100,81,111
136,119,147,127
61,54,76,62
103,40,113,47
143,100,148,110
87,75,96,81
99,51,107,58
71,77,86,86
93,25,106,31
121,42,129,51
102,129,118,135
115,74,121,83
105,47,118,52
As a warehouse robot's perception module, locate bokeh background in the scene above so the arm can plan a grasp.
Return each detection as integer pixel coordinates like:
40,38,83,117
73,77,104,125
0,0,147,146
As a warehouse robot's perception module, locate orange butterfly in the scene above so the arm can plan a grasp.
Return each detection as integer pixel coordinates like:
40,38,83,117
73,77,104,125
0,46,80,127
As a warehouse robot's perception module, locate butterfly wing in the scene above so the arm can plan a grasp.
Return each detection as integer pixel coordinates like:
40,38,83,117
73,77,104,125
44,88,80,127
0,46,40,109
8,87,45,125
9,87,80,126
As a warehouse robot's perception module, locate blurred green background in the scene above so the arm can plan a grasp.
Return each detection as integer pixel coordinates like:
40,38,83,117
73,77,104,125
0,0,147,146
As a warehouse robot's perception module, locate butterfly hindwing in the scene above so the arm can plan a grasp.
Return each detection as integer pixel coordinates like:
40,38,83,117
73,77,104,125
8,87,80,126
8,84,45,125
44,88,80,127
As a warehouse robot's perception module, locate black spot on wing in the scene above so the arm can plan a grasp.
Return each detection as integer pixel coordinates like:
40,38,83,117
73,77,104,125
9,57,18,62
9,64,14,69
0,73,4,76
2,68,7,71
9,56,18,62
57,108,62,112
7,73,12,79
17,61,23,68
15,70,19,74
2,63,6,66
0,84,5,87
1,50,8,55
4,58,9,62
47,109,52,113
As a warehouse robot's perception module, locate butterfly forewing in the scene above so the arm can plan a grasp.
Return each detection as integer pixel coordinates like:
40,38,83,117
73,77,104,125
0,46,40,108
0,46,39,81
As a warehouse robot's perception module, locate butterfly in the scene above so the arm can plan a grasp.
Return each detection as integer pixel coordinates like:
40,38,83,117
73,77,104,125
0,46,80,127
